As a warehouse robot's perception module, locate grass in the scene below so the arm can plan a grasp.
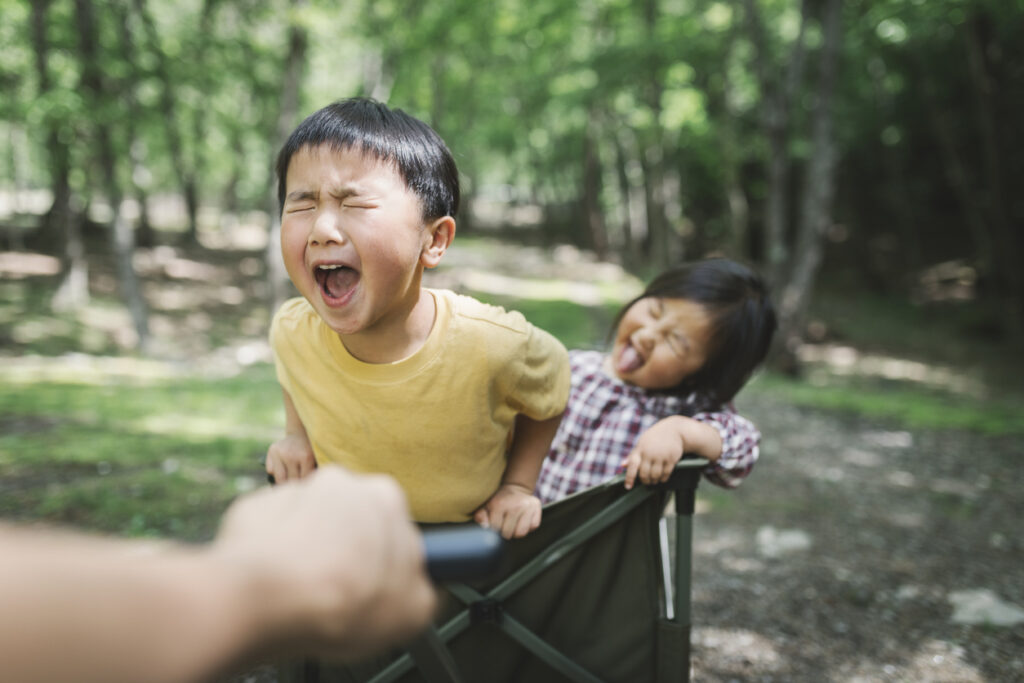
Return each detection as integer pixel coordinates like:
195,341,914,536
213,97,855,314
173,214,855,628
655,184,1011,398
474,293,620,350
747,372,1024,436
2,236,1022,541
0,363,282,540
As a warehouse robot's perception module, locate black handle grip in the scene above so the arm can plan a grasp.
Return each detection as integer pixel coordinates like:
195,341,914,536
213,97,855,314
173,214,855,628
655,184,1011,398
422,525,504,582
265,468,503,581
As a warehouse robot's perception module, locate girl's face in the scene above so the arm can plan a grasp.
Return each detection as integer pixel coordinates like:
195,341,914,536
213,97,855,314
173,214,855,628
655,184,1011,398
611,297,712,390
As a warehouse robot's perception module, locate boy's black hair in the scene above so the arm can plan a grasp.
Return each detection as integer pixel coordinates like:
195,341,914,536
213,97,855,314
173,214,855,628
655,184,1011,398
612,258,777,405
275,97,460,220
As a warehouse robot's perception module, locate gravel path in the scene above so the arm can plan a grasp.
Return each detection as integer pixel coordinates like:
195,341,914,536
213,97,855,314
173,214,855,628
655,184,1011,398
688,391,1024,682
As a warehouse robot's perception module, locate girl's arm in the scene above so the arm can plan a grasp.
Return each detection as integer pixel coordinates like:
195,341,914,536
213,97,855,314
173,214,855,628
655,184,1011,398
623,405,761,490
623,415,722,489
692,405,761,488
474,412,563,539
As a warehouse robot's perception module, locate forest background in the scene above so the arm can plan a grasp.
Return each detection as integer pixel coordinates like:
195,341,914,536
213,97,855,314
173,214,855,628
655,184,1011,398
1,0,1022,680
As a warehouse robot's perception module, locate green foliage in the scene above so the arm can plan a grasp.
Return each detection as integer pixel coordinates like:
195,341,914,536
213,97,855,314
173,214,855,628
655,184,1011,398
3,0,1020,293
748,372,1024,436
476,294,619,351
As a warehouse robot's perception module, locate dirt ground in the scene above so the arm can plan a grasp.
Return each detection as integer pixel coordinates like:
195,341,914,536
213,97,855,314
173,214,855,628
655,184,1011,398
231,394,1024,683
687,391,1024,682
5,235,1021,682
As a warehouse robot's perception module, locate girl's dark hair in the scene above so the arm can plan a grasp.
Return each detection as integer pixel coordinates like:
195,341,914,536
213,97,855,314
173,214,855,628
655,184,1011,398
613,258,777,405
275,97,460,220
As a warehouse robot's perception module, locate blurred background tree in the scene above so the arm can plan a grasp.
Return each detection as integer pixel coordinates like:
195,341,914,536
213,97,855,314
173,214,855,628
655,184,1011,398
1,0,1021,369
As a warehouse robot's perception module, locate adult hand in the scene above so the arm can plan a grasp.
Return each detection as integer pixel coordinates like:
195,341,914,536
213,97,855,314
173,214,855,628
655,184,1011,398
214,465,437,660
0,466,436,683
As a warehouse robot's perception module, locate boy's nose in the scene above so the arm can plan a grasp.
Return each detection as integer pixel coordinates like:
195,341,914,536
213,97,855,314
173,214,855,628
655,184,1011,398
308,210,347,246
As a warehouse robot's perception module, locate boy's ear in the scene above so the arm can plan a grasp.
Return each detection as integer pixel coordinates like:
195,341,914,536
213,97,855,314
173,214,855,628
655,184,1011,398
420,216,456,269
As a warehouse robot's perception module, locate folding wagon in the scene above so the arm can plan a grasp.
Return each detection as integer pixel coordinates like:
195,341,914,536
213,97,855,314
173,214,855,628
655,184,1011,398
278,457,708,683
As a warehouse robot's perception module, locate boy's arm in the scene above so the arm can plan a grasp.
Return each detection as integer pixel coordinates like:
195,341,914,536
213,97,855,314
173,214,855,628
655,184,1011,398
474,412,563,540
623,415,723,490
266,389,317,483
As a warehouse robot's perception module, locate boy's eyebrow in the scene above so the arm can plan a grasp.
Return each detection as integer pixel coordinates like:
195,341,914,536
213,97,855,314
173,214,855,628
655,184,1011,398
285,184,364,203
328,185,362,200
285,190,317,203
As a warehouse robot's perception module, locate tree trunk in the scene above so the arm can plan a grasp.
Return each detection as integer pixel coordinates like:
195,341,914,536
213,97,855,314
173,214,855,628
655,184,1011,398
265,0,309,313
698,16,749,261
186,0,219,242
612,126,645,270
115,1,155,249
773,0,842,371
33,0,87,307
743,0,810,286
29,0,75,254
581,110,608,260
867,59,918,274
965,11,1024,341
637,0,672,269
75,0,150,349
922,78,992,273
132,0,199,244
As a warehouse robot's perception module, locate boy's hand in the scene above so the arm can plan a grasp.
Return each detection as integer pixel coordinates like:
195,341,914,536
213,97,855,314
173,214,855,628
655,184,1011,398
266,433,317,483
474,483,542,540
623,418,685,490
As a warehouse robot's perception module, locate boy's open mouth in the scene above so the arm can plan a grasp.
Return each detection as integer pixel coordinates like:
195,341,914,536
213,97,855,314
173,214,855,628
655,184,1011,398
314,264,359,301
616,343,644,374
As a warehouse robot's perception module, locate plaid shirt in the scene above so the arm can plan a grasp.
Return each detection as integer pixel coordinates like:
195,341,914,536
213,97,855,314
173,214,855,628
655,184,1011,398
535,350,760,503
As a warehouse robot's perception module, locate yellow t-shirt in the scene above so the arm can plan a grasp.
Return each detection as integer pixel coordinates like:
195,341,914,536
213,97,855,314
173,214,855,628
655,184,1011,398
270,289,570,522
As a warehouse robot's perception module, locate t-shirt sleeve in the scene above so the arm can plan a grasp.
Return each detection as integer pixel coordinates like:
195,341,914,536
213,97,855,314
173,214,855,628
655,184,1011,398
268,298,304,396
507,325,571,421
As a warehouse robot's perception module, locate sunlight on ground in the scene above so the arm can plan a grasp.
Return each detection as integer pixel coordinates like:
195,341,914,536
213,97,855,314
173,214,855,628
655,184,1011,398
0,345,272,385
0,251,61,277
798,343,986,396
455,268,637,306
134,246,225,281
0,353,181,384
844,639,983,682
694,629,984,681
433,239,644,306
693,627,782,673
135,413,278,442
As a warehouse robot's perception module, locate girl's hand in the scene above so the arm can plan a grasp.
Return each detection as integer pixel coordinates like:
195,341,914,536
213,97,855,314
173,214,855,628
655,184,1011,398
265,433,317,483
474,484,542,540
623,418,686,489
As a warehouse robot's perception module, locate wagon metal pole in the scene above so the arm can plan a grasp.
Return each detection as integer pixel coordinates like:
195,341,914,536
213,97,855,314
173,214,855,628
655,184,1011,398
674,479,697,682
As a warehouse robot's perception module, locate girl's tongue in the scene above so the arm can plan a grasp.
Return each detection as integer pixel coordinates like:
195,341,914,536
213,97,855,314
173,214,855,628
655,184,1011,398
616,344,643,374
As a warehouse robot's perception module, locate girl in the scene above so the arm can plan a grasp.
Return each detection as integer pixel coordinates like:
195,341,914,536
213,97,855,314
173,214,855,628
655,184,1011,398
534,258,776,503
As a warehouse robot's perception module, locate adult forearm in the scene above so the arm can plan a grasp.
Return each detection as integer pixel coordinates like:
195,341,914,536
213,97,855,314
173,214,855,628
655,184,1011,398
0,467,437,683
0,531,253,683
